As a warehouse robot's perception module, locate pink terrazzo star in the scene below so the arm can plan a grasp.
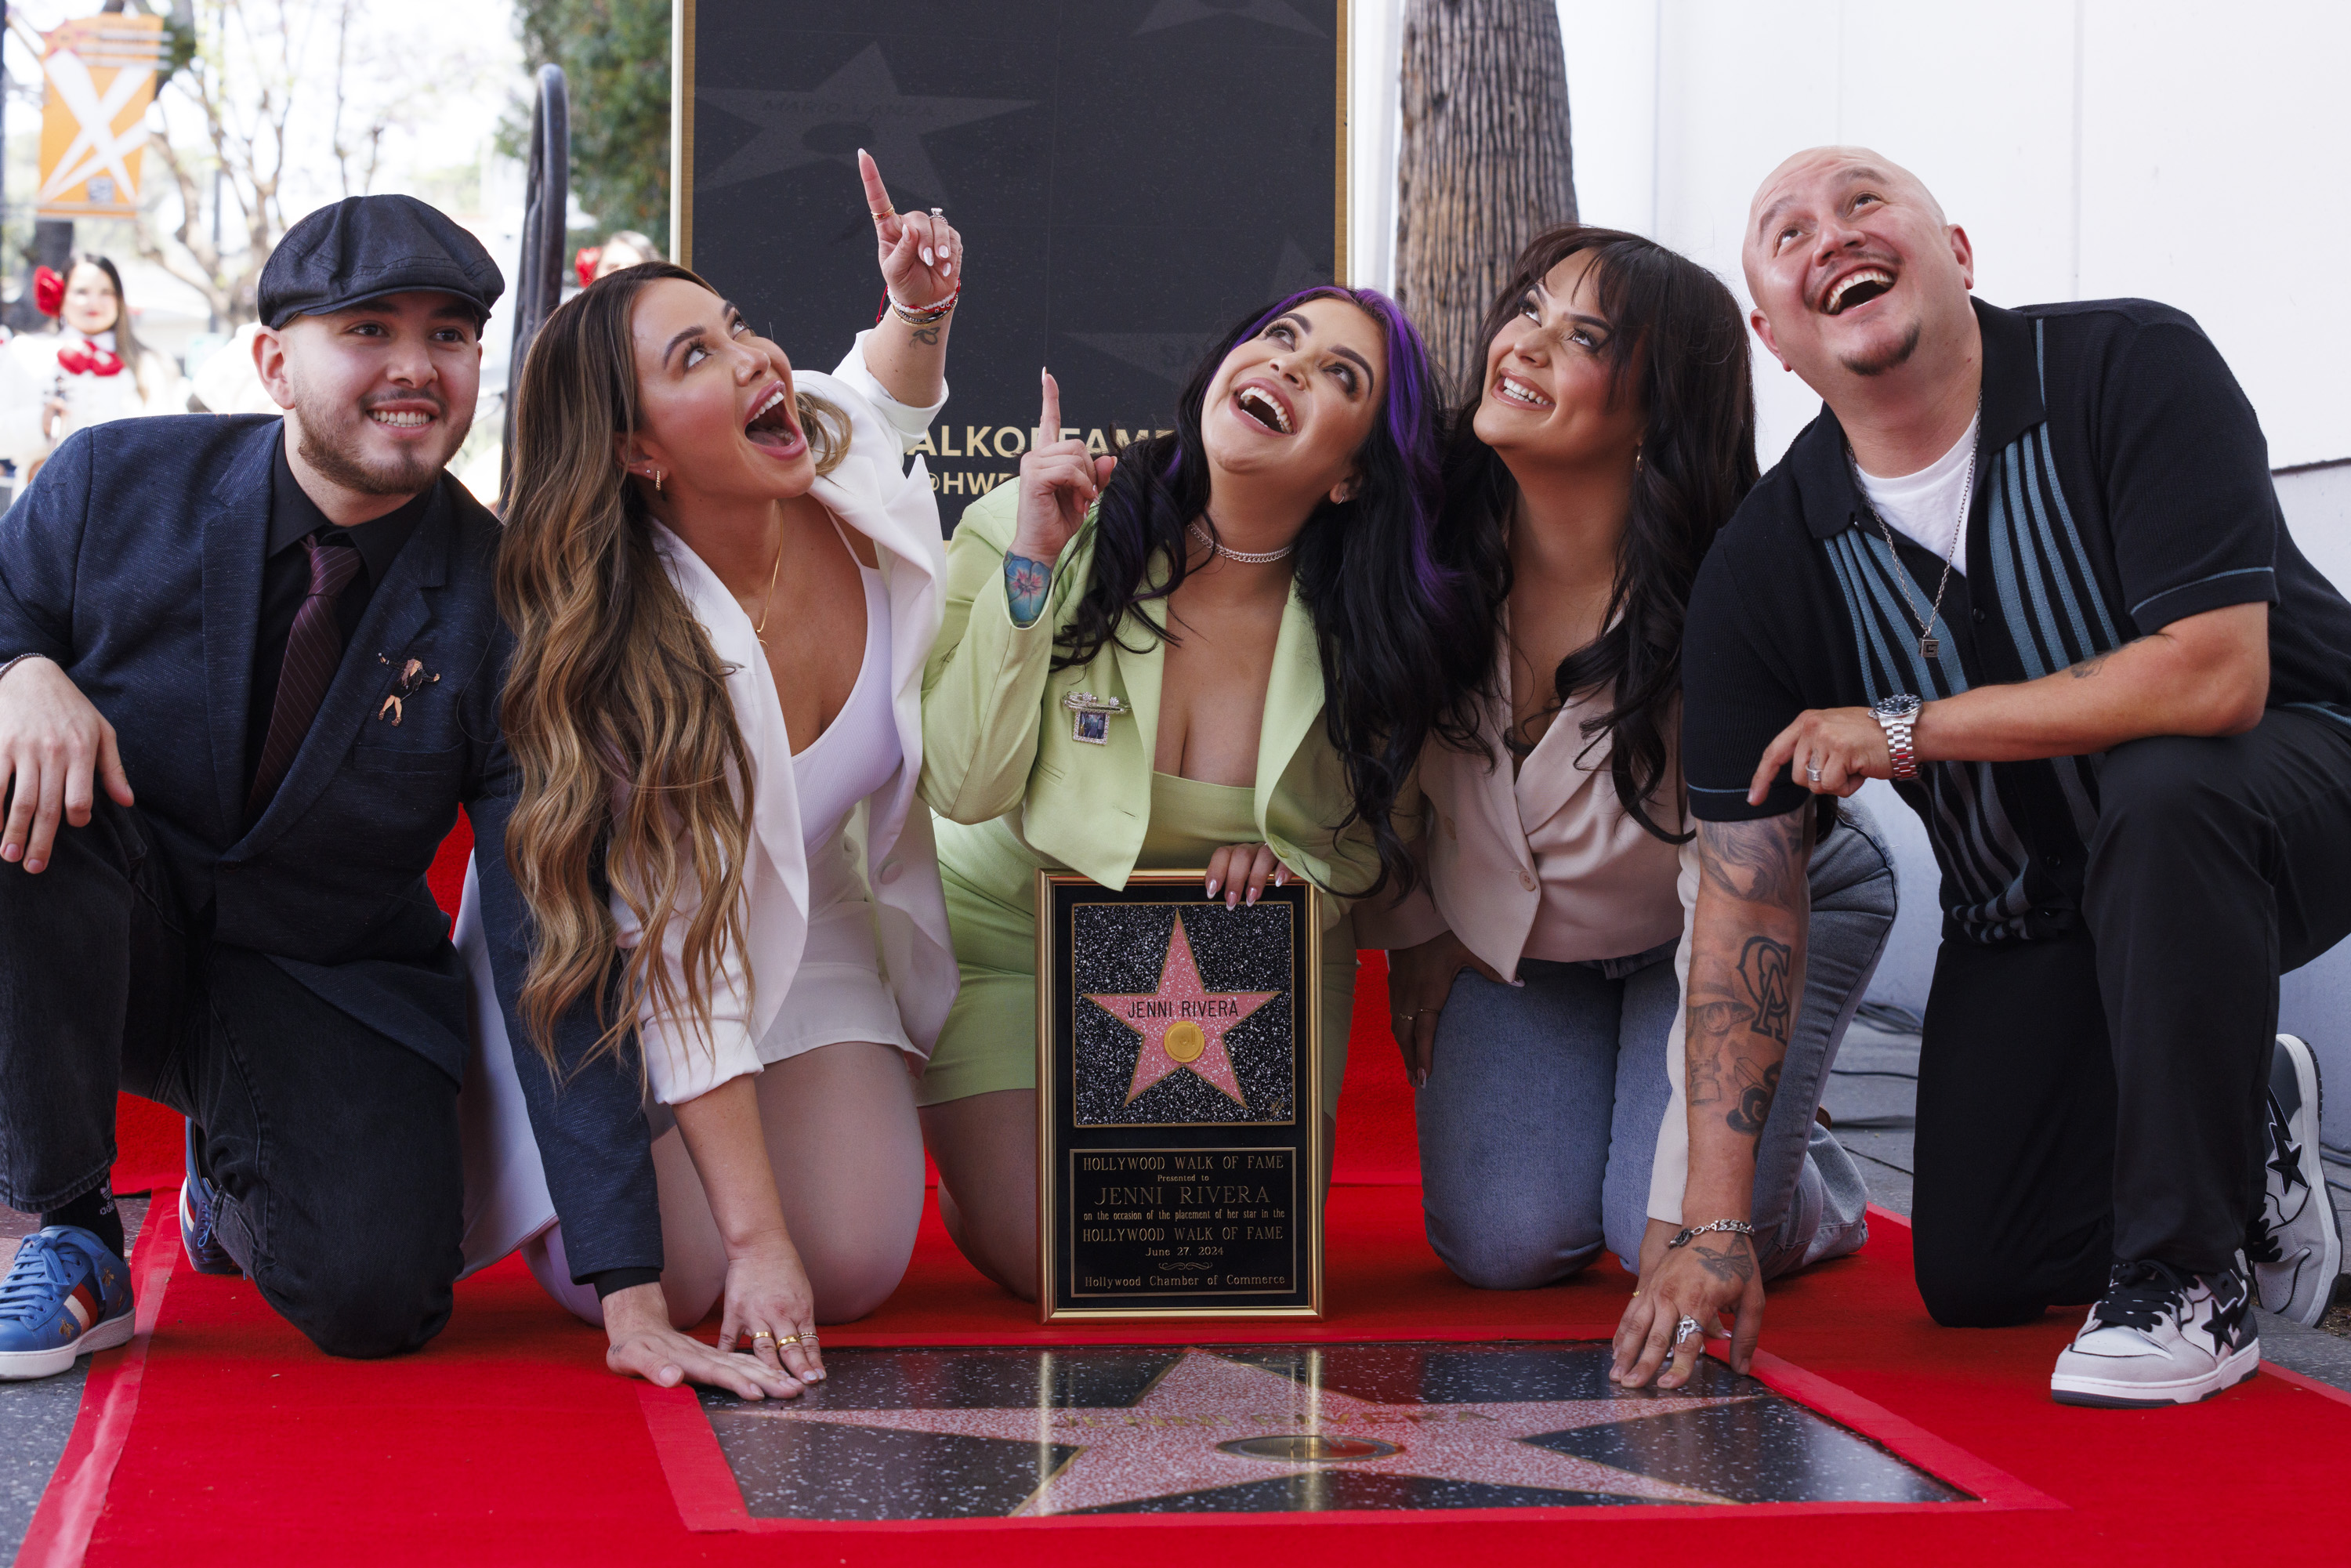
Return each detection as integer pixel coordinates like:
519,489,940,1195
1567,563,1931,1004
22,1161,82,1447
738,1348,1751,1514
1084,913,1276,1106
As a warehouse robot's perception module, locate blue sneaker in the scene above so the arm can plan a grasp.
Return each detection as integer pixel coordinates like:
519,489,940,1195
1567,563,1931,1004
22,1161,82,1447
179,1121,241,1277
0,1227,135,1380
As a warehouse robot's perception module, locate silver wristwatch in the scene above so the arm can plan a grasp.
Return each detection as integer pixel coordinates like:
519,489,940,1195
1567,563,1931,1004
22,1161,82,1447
1871,693,1922,780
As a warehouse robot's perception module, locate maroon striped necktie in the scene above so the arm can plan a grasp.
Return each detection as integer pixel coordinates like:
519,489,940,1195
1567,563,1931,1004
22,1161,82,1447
247,534,363,816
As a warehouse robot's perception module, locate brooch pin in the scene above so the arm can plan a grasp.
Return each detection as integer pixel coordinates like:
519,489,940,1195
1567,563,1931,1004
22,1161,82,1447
1060,690,1128,746
376,655,440,726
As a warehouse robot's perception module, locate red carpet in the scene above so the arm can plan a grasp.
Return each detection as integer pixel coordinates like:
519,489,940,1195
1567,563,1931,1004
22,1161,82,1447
44,1186,2351,1567
65,827,2351,1564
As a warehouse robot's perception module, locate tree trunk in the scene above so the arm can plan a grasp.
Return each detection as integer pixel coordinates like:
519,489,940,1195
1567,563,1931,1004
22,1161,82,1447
1393,0,1578,399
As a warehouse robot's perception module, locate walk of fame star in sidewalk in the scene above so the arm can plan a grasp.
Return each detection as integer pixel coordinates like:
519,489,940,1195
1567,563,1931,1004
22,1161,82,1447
697,1342,1965,1519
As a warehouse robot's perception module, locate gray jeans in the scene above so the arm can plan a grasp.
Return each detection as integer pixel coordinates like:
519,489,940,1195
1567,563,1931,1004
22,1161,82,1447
1417,802,1897,1288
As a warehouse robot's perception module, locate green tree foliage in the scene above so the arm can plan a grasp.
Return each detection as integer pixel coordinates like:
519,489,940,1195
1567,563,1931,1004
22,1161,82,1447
507,0,670,241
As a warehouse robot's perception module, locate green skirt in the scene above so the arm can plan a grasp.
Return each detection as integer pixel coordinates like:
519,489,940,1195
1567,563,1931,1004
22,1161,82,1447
918,770,1357,1110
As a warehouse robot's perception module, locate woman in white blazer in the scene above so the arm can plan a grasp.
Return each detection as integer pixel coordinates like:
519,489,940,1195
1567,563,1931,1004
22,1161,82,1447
454,154,960,1398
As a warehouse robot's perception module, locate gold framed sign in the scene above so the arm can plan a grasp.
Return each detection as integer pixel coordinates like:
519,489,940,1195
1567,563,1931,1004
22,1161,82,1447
1036,870,1324,1322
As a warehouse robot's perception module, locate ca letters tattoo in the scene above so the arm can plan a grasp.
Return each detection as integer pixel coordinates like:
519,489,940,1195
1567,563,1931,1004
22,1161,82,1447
1737,936,1792,1045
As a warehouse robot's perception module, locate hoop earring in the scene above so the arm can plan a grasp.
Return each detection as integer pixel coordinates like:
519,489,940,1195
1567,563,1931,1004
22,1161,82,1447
654,469,665,494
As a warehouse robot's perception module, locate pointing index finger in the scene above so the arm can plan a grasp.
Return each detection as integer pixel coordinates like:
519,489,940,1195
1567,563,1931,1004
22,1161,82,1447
857,148,895,225
1037,368,1061,452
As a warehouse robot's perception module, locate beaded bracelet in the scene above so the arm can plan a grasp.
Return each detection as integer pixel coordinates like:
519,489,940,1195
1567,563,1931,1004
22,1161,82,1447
875,283,960,328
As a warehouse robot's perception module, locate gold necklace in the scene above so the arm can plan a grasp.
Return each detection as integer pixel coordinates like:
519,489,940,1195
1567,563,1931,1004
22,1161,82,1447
751,522,785,646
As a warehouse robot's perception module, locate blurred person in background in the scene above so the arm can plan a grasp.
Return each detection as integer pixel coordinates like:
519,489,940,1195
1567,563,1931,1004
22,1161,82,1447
577,230,664,288
4,255,187,480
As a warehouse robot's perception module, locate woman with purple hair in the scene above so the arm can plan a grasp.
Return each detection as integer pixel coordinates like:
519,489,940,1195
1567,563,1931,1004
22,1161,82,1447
916,287,1481,1298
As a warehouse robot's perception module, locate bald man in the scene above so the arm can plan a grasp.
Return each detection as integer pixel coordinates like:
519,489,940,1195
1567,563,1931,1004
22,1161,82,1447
1610,148,2351,1408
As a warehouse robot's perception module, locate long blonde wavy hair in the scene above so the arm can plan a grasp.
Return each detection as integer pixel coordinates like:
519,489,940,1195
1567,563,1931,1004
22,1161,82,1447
498,262,849,1076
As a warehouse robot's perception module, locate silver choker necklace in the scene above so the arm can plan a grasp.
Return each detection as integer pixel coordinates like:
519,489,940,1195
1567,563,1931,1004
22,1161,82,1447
1186,518,1294,566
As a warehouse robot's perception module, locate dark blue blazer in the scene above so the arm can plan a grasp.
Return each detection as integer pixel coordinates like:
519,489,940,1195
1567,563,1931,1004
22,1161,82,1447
0,415,663,1279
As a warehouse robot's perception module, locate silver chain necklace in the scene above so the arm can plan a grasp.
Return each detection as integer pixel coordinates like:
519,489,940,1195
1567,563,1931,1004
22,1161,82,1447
1187,517,1294,566
1848,397,1980,662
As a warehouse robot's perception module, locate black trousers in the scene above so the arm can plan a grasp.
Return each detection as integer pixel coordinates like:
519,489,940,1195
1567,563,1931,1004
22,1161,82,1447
1911,708,2351,1327
0,798,462,1359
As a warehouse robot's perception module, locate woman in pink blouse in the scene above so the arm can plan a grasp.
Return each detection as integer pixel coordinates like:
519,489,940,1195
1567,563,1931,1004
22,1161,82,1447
1364,227,1898,1293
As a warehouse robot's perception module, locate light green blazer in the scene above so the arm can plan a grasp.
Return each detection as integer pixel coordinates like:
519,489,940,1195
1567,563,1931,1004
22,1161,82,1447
918,483,1392,906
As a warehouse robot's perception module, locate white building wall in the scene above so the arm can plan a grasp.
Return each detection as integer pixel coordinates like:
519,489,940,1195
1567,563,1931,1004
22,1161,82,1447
1357,1,2351,472
1351,0,2351,1134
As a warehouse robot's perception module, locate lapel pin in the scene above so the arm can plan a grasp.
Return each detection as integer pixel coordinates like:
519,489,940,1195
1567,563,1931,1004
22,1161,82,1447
376,655,440,726
1060,690,1128,747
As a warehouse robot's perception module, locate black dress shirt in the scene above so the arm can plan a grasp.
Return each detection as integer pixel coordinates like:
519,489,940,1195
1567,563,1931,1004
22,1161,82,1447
245,430,435,799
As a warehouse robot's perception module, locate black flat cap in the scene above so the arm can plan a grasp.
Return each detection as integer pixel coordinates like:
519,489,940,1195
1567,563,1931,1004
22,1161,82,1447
259,194,505,329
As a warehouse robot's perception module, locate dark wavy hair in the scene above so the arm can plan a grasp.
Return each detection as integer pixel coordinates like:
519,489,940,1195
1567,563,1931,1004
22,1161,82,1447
1439,226,1759,843
1052,286,1483,897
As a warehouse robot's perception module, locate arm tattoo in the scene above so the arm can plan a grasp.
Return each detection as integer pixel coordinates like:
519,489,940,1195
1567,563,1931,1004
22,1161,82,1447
910,323,942,346
1004,552,1053,629
1687,816,1805,1144
2068,651,2113,679
1737,936,1792,1046
1724,1060,1781,1136
1697,811,1809,905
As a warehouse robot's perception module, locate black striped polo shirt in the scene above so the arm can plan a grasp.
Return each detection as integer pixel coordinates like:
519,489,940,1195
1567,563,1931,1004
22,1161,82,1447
1682,296,2351,944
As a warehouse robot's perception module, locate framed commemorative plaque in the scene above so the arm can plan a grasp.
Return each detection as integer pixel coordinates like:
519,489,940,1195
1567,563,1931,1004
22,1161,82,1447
1037,870,1324,1322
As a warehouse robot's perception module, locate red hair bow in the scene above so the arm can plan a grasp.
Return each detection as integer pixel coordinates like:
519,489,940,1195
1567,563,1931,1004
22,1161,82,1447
33,266,64,318
574,248,600,290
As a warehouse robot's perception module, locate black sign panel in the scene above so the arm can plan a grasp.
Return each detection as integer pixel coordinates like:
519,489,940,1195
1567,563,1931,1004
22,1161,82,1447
676,0,1346,531
1038,871,1324,1320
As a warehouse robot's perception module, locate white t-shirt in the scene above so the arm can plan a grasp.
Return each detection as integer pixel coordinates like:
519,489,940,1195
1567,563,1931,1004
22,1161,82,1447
1853,413,1980,573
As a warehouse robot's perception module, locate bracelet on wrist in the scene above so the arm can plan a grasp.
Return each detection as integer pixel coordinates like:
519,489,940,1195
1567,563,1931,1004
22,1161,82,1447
875,283,960,328
1666,1219,1755,1250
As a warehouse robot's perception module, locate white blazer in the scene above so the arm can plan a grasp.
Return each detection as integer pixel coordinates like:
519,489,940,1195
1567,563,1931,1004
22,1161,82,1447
616,342,960,1103
453,332,957,1272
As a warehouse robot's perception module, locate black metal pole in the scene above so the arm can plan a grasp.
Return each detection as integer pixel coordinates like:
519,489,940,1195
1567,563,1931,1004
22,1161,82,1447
500,63,568,508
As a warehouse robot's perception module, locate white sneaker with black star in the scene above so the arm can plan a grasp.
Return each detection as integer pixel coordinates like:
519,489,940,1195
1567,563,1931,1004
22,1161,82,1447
2049,1256,2259,1408
2248,1033,2342,1326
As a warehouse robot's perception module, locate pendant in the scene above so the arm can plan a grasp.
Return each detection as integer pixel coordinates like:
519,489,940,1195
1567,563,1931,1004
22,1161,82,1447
1920,636,1940,660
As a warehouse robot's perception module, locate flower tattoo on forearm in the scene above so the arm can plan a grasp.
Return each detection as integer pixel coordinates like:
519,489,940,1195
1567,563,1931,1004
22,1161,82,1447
1005,553,1052,628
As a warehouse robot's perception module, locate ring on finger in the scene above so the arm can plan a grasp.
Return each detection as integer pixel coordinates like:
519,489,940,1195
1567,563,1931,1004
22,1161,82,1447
776,1334,802,1346
1673,1315,1702,1346
1806,759,1823,782
748,1330,774,1342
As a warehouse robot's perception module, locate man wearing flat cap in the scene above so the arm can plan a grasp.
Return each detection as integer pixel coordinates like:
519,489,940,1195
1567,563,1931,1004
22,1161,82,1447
0,194,527,1374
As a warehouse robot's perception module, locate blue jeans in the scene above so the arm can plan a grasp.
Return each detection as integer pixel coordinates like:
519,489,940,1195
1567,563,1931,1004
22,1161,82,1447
1417,802,1897,1288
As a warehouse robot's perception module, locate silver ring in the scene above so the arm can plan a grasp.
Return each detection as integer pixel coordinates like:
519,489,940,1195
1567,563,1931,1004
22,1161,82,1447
1807,763,1822,782
929,206,944,218
1674,1316,1701,1346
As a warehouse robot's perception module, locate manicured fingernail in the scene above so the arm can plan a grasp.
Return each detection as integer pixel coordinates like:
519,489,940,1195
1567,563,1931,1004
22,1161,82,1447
1204,878,1220,896
1275,868,1288,886
941,262,954,276
1245,888,1259,905
921,246,934,266
1226,890,1239,908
